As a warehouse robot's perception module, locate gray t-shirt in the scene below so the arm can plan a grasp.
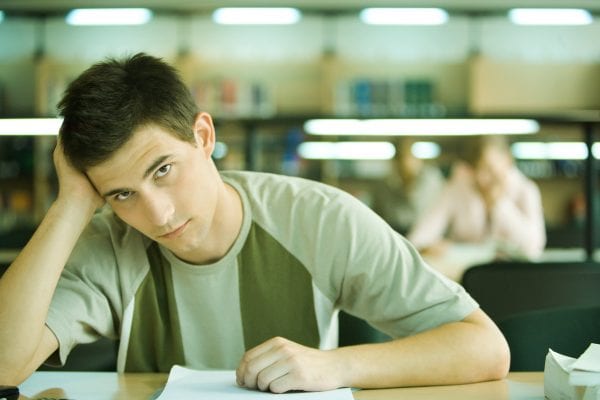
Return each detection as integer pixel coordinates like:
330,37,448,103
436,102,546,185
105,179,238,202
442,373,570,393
46,171,478,372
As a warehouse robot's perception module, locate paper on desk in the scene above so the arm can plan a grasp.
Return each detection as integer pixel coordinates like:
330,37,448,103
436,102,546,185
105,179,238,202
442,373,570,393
156,365,354,400
544,349,578,400
570,344,600,387
573,344,600,373
544,348,600,400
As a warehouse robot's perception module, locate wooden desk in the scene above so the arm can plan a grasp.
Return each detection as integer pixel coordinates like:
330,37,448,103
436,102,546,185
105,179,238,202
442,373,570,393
355,372,542,400
18,371,543,400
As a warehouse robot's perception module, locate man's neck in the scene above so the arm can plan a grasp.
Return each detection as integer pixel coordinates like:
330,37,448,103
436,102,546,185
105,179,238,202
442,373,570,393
210,182,244,260
168,179,244,266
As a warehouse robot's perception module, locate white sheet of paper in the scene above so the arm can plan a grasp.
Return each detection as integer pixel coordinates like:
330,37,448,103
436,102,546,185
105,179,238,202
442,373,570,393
548,348,577,372
572,343,600,373
156,365,354,400
544,350,578,400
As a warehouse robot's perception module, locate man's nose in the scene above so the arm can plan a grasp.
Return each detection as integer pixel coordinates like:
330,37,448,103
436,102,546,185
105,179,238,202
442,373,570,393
142,193,174,227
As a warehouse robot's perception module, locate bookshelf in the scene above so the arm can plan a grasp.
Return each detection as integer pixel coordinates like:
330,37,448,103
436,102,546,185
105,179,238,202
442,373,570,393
0,52,599,253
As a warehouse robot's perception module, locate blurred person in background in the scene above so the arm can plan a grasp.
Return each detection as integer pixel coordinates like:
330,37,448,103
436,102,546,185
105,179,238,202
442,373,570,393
408,135,546,261
373,138,445,235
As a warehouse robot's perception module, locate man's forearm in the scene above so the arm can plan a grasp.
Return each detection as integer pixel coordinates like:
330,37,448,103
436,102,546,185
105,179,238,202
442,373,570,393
334,309,510,389
0,200,95,379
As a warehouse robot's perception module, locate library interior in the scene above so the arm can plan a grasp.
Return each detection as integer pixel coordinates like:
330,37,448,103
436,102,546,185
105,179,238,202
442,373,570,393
0,0,600,398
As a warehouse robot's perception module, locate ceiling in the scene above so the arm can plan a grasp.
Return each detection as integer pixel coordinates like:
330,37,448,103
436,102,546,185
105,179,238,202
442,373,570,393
1,0,600,15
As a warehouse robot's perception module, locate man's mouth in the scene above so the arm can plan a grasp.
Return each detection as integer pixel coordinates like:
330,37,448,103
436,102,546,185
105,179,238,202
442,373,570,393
159,220,190,239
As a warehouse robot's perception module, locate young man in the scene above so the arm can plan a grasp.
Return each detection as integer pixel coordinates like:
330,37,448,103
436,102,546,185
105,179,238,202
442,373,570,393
0,54,509,392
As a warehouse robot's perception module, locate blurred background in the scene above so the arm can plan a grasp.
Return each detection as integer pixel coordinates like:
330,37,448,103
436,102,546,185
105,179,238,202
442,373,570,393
0,0,599,275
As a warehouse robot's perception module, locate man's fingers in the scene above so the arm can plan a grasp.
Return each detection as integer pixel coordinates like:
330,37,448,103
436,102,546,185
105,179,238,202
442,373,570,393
268,373,296,394
236,337,338,393
236,340,273,385
239,351,279,389
256,361,290,392
237,338,288,389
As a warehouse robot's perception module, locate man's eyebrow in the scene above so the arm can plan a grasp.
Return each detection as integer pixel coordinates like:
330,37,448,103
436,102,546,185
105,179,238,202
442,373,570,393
143,155,171,179
100,155,171,198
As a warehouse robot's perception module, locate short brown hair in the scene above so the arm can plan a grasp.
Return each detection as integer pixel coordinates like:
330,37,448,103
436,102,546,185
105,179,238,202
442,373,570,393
58,53,198,171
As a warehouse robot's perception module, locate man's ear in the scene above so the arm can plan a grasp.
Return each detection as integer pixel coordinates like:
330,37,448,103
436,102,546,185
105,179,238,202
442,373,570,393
193,112,216,158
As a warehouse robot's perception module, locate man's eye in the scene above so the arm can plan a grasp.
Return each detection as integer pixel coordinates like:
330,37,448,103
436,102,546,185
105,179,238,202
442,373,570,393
156,164,171,178
115,191,132,201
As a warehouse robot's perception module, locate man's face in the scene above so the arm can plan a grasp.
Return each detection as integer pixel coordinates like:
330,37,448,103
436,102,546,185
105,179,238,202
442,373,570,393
87,118,220,262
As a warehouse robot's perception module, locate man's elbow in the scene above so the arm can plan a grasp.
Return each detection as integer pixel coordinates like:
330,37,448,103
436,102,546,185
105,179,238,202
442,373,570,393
0,367,26,387
487,337,511,380
479,321,511,381
0,352,41,386
463,310,511,381
464,331,510,383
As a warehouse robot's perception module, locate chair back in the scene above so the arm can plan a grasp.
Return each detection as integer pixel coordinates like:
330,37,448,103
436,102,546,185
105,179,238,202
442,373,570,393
498,306,600,371
37,338,118,372
461,261,600,323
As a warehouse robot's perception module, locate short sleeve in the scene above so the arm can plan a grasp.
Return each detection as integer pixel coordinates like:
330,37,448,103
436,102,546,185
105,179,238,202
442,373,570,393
315,190,479,338
44,212,125,365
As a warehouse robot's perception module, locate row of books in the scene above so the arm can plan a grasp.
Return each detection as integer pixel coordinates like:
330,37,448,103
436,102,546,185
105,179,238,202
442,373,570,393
0,137,34,179
190,79,276,118
517,160,585,179
333,78,446,117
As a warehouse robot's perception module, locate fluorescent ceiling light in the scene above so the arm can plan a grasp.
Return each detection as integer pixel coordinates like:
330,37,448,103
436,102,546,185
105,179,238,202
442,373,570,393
212,8,301,25
511,142,598,160
0,11,4,24
360,8,448,25
304,119,539,136
594,144,600,159
508,8,592,26
0,118,63,136
66,8,153,26
298,141,396,160
412,141,440,159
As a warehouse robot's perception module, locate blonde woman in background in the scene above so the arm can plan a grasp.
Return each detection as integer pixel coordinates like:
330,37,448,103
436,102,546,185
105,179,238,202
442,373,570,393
408,135,546,263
